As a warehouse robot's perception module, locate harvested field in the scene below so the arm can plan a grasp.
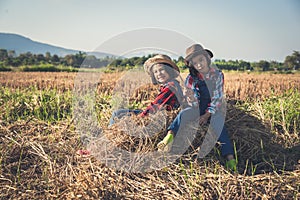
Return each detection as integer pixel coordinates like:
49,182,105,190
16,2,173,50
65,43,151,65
0,71,299,199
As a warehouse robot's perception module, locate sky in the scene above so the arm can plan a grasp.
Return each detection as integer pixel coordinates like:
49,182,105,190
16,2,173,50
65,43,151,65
0,0,299,62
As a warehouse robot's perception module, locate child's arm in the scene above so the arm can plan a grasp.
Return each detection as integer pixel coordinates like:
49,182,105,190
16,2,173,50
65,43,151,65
140,83,176,117
184,88,197,106
207,72,224,114
185,75,198,106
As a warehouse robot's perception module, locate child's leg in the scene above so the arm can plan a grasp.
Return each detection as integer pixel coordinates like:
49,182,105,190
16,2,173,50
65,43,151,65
218,127,237,172
203,111,236,171
209,111,234,157
109,109,142,126
167,106,199,136
109,109,129,126
218,126,234,157
158,106,199,151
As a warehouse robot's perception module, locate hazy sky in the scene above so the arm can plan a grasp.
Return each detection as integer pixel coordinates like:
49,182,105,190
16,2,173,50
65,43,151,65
0,0,299,61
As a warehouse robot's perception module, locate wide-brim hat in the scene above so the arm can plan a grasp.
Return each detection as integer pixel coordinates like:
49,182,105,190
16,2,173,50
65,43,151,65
144,54,180,75
205,49,213,58
185,44,213,61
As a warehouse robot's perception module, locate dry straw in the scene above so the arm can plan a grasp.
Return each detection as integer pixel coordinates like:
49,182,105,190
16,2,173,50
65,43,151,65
0,71,299,199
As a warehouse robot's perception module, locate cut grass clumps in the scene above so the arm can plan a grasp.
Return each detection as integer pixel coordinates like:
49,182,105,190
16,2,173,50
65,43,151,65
242,89,300,148
0,87,72,122
1,119,299,199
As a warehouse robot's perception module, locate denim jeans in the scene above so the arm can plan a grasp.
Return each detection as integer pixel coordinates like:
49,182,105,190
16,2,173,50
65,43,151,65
109,109,142,126
167,106,234,157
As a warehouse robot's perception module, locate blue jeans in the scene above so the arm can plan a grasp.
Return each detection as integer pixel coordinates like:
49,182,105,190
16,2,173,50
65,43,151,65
109,109,142,126
167,106,234,157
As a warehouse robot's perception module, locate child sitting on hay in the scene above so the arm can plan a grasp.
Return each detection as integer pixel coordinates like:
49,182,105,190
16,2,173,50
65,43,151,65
77,54,185,155
157,44,237,171
108,54,184,125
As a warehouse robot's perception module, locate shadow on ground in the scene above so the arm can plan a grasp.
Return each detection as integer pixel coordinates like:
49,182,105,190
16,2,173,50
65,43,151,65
208,100,299,174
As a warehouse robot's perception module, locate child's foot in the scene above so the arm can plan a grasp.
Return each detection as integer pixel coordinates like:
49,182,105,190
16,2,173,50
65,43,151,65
157,133,174,152
225,159,237,172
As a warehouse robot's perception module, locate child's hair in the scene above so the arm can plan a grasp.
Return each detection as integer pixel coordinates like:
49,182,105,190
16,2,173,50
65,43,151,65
184,44,213,77
150,63,179,85
186,53,211,77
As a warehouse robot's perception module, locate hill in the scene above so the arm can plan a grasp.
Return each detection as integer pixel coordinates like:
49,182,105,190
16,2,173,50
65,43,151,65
0,32,111,58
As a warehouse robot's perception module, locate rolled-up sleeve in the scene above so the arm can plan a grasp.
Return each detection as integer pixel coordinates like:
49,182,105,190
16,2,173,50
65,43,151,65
206,72,224,114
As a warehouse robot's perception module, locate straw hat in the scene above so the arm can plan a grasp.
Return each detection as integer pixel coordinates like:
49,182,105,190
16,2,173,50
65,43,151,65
144,54,179,75
185,44,213,61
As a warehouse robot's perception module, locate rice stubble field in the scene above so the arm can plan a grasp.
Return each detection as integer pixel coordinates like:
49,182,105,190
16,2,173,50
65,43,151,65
0,71,299,199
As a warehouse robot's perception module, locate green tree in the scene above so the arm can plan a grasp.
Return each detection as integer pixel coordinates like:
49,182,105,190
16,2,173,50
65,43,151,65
52,54,60,64
19,52,35,65
45,52,51,63
133,56,146,66
284,51,300,70
109,59,122,67
269,61,283,71
63,55,75,66
256,60,270,71
8,50,16,58
0,49,8,60
238,60,251,71
35,54,45,64
82,55,100,68
71,51,86,68
177,56,184,62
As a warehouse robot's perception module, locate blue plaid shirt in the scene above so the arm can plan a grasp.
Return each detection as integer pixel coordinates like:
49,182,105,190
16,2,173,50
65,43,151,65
185,67,224,114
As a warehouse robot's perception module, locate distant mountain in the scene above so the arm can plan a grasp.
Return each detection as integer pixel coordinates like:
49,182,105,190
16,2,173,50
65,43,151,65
0,33,112,58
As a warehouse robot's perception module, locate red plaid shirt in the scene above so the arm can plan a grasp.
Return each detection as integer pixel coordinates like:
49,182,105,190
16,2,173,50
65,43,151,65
140,80,182,116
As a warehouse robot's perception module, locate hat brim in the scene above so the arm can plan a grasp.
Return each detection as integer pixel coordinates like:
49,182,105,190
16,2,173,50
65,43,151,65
185,49,207,61
149,58,180,73
205,49,213,58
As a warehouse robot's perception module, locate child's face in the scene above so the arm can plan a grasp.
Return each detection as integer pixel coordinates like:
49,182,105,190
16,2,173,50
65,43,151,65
152,64,171,84
191,54,210,74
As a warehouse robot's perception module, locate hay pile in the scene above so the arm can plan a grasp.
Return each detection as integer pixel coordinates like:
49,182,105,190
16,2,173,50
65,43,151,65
226,102,300,173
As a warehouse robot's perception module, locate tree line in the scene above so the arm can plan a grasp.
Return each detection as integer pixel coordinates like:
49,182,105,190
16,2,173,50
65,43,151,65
0,49,299,72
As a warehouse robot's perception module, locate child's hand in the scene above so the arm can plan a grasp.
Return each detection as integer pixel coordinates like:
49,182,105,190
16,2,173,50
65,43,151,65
184,88,196,104
199,112,211,125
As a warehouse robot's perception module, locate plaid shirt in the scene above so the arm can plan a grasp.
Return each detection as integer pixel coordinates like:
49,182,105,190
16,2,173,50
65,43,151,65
185,67,224,114
141,80,182,116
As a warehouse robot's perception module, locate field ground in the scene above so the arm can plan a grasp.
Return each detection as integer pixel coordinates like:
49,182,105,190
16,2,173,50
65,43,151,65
0,71,299,199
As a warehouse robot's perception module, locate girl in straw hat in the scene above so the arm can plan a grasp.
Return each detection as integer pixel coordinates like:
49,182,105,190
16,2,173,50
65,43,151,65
77,54,184,156
157,44,237,172
108,54,184,125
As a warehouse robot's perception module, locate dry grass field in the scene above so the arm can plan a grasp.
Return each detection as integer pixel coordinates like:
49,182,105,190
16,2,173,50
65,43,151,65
0,71,299,199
